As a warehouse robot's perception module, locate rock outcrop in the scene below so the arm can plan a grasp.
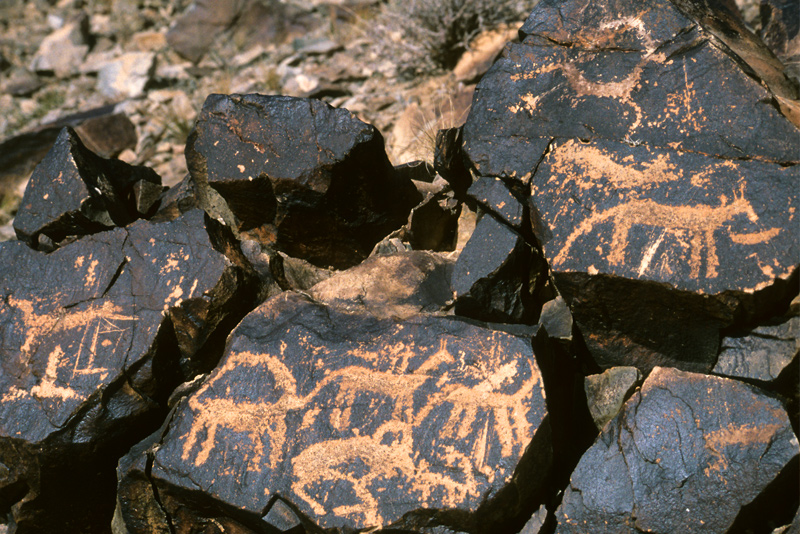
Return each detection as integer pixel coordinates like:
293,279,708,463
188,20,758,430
463,0,800,372
13,126,161,250
0,0,797,531
116,292,555,533
186,94,421,269
555,367,799,533
0,210,258,533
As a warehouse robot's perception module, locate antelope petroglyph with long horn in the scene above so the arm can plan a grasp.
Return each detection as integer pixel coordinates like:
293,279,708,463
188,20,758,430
553,186,781,279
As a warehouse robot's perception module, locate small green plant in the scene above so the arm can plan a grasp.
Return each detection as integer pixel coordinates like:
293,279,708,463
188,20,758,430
163,111,194,145
263,67,282,92
371,0,528,77
29,88,65,121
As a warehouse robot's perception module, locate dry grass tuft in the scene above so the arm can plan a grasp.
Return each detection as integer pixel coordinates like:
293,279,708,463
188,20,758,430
369,0,529,77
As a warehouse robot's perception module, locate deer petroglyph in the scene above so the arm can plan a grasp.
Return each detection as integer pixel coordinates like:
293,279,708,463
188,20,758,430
552,187,780,279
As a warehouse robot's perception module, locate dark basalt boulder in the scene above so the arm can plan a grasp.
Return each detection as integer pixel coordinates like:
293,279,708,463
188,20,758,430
462,0,800,371
116,292,555,533
531,139,798,294
464,0,800,168
0,106,136,200
185,93,421,269
0,209,257,533
533,138,799,370
452,213,544,324
555,367,800,533
13,127,162,250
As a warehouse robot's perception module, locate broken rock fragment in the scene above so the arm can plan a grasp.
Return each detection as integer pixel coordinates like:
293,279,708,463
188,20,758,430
462,0,800,371
116,292,553,532
0,209,257,533
186,93,421,268
13,126,162,250
555,367,800,533
583,366,642,431
29,17,89,78
452,213,543,324
467,176,524,229
713,313,799,383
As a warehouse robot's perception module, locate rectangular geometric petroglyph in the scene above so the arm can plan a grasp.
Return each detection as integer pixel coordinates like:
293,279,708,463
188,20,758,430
1,299,135,404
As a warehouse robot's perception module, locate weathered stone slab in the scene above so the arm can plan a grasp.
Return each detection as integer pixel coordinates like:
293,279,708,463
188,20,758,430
186,93,421,268
583,367,642,431
713,314,799,382
0,209,256,533
555,367,800,533
531,137,797,370
13,127,161,250
308,250,453,319
467,177,524,229
532,138,798,294
117,292,551,532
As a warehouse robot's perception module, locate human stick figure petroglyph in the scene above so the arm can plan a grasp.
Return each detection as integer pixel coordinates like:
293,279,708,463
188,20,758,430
552,187,781,279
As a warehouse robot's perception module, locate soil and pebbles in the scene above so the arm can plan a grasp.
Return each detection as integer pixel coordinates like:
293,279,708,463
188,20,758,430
0,0,798,533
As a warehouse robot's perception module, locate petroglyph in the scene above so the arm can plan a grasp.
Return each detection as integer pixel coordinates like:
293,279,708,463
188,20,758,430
703,422,785,476
507,13,721,140
182,351,301,469
180,330,542,525
30,346,78,401
544,139,684,191
552,187,779,279
2,298,135,402
663,61,707,134
508,19,669,132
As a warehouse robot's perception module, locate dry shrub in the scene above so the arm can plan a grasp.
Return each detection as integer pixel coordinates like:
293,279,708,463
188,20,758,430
388,78,474,164
372,0,529,77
